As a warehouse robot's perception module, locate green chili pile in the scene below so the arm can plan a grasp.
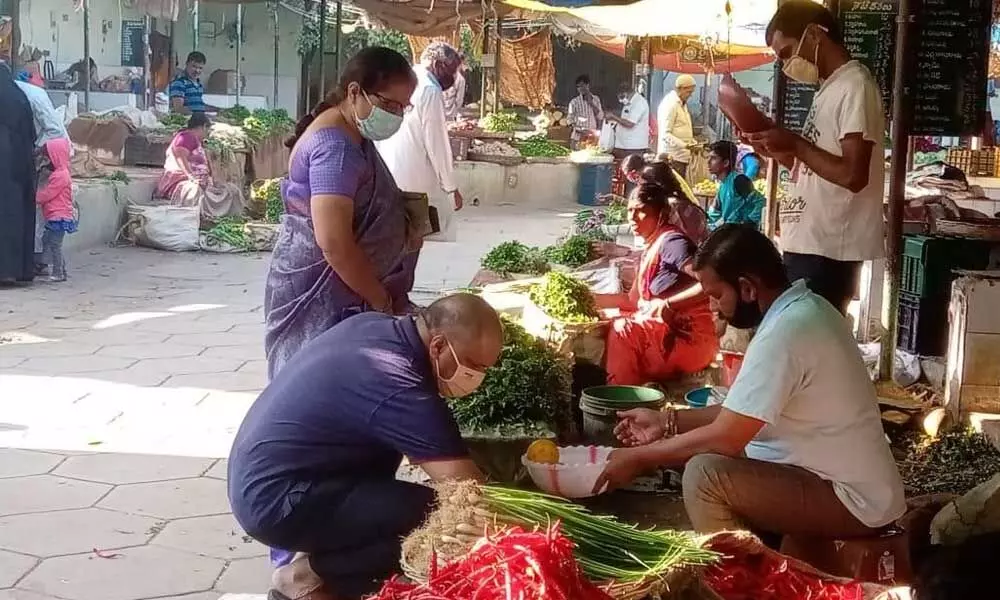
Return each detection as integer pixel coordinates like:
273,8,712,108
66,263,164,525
204,217,252,251
516,135,570,158
528,272,598,323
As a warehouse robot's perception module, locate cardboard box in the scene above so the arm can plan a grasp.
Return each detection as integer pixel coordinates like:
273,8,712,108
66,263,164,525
945,271,1000,421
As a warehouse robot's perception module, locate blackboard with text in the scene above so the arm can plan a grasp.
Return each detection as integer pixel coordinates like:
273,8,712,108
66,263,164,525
120,19,145,68
839,0,895,116
909,0,991,136
780,80,817,134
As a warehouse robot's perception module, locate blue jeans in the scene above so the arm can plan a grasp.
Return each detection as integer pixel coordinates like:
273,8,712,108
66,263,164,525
41,228,66,279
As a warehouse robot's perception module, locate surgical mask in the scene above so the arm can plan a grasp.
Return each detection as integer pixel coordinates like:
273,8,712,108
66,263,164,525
353,90,403,141
618,94,629,104
782,29,820,85
726,297,764,330
434,339,486,398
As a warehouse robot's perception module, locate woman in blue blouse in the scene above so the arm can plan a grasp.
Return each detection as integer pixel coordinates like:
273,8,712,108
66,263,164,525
706,140,764,231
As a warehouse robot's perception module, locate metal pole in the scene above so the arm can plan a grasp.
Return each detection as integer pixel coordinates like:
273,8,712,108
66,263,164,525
318,0,328,98
334,1,343,79
764,61,788,239
193,0,200,51
236,4,243,107
879,0,912,381
83,0,90,111
492,17,502,112
143,16,152,110
273,3,280,109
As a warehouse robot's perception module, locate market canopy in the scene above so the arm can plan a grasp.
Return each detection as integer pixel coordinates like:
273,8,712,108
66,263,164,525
506,0,776,43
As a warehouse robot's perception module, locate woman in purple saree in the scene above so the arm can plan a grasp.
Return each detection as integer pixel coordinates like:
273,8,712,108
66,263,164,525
263,47,419,577
265,48,418,380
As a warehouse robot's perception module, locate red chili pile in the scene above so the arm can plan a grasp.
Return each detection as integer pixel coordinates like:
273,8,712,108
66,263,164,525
372,525,613,600
703,541,865,600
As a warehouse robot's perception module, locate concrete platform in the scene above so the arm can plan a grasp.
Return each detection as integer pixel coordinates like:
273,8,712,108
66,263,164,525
69,168,160,254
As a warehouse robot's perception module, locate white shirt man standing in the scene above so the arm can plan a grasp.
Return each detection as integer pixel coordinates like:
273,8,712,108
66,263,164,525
376,41,465,298
748,0,885,315
605,83,649,157
657,74,697,178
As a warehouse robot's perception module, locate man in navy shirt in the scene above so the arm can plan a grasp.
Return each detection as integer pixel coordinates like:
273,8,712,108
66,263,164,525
169,51,217,114
229,293,502,600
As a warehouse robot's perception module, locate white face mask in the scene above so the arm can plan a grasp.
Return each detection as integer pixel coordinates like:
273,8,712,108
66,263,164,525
782,28,821,85
434,339,486,398
353,90,404,141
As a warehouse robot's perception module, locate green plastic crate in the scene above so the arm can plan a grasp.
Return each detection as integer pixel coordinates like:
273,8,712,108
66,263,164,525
901,235,991,299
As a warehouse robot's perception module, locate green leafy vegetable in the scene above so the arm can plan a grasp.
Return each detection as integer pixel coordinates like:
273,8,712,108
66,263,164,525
528,272,598,323
242,109,295,143
251,178,283,224
480,111,519,133
204,216,252,251
103,170,131,184
218,105,251,123
158,113,189,132
480,241,549,276
448,317,570,435
543,235,594,268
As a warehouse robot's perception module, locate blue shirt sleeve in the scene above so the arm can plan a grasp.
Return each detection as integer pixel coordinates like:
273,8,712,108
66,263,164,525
369,386,468,463
308,132,365,198
168,78,186,99
648,233,694,297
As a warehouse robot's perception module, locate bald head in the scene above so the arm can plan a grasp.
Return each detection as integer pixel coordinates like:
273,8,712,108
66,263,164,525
421,293,503,378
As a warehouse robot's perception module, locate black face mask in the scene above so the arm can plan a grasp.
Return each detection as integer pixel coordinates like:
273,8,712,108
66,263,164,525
436,70,456,92
727,298,764,330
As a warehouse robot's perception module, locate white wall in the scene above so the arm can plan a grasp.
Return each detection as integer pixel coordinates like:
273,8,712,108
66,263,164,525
20,0,301,113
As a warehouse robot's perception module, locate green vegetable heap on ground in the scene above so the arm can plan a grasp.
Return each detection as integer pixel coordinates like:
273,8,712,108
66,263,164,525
480,111,519,133
544,235,594,268
529,272,598,323
516,135,570,158
480,241,549,276
448,317,571,435
204,216,252,251
251,178,284,224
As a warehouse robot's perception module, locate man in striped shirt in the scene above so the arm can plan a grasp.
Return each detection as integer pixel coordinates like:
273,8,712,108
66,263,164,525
568,74,603,148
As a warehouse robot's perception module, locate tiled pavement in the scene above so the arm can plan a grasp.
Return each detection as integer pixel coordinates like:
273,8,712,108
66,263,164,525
0,204,574,600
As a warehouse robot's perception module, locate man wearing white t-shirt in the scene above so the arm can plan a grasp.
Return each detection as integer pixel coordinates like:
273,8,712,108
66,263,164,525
595,225,905,539
606,83,649,157
747,1,885,314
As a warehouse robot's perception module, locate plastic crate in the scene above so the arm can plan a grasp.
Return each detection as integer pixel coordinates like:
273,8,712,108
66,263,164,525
896,291,949,356
900,235,991,299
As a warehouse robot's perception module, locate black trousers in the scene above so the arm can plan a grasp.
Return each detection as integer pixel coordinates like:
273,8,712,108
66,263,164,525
783,252,862,315
249,478,435,599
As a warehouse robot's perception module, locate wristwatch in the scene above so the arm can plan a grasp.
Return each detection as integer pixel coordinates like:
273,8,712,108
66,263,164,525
663,406,678,438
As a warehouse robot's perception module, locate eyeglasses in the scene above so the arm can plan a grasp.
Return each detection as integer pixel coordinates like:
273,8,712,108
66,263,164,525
372,92,412,116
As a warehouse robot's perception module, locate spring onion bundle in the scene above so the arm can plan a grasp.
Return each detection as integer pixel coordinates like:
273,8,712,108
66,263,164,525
483,487,718,583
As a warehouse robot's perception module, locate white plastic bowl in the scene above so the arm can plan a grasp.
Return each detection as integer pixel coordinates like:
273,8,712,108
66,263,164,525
522,445,614,499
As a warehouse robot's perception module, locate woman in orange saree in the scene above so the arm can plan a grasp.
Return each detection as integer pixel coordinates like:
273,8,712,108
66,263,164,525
595,175,718,385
